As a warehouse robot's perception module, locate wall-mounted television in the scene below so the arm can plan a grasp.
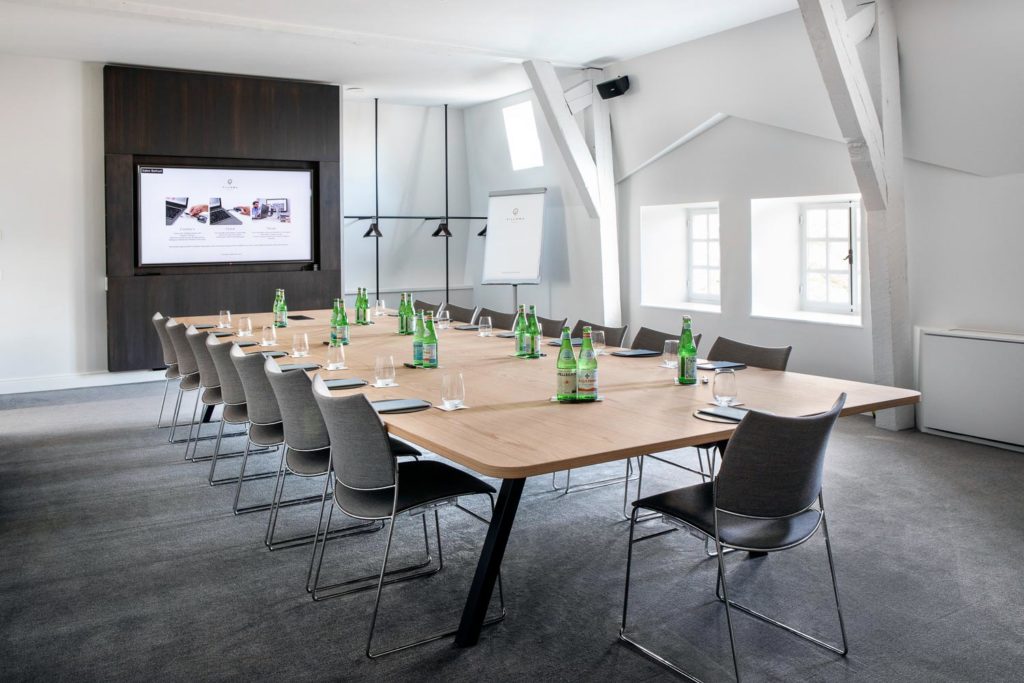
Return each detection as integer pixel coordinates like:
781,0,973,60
137,165,314,266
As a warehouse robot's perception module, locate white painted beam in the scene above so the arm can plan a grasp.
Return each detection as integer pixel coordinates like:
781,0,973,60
590,71,623,326
564,80,594,115
616,113,729,183
523,60,601,219
799,0,887,211
845,5,876,45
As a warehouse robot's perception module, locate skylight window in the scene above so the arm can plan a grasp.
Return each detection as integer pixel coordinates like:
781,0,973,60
502,101,544,170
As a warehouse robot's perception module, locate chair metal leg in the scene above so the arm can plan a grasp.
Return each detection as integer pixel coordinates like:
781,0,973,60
306,473,334,592
183,390,202,459
552,458,637,496
168,388,184,443
156,378,171,427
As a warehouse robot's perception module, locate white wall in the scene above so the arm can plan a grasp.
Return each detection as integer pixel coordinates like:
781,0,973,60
0,54,120,392
342,100,474,308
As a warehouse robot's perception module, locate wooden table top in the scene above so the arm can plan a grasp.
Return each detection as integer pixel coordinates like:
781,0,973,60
175,309,921,479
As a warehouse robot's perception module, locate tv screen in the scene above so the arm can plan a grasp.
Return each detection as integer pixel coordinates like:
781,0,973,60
137,165,314,266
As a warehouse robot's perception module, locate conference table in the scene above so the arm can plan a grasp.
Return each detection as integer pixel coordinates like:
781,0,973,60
175,307,920,647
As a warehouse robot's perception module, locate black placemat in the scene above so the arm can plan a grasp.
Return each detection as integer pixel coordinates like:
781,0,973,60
372,398,432,414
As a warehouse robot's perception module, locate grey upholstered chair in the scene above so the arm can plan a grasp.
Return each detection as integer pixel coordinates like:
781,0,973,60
413,299,442,316
151,312,180,428
620,394,848,682
630,326,702,353
707,336,793,371
184,326,227,461
309,376,504,657
443,303,478,324
570,319,629,347
476,307,517,330
536,315,568,338
165,320,203,445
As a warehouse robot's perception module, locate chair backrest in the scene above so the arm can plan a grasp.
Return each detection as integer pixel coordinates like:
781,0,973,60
207,338,246,406
151,312,177,366
312,375,396,491
443,303,478,324
477,307,517,330
166,320,199,376
716,394,846,518
230,346,282,425
264,358,329,451
413,299,442,316
630,326,702,352
536,315,568,338
186,327,220,389
707,336,792,371
570,319,629,347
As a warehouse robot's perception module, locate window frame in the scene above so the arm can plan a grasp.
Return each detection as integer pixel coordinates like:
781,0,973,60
686,206,721,305
799,201,860,315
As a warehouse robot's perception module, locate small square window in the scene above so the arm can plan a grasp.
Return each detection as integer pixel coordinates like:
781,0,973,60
501,101,544,171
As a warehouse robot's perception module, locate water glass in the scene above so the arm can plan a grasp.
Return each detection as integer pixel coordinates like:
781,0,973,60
326,344,346,370
375,299,387,317
663,340,679,368
591,330,606,354
375,355,396,386
441,372,466,410
436,310,451,330
478,316,493,337
218,310,232,329
291,332,310,358
261,325,277,347
236,316,253,337
713,369,738,407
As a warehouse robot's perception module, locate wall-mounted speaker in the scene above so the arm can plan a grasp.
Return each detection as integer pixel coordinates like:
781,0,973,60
597,75,630,100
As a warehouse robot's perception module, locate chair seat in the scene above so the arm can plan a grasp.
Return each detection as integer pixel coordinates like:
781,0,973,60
286,446,330,476
223,403,248,424
635,482,822,551
180,373,201,391
249,422,284,447
335,460,495,520
389,435,422,457
201,386,222,406
164,364,180,380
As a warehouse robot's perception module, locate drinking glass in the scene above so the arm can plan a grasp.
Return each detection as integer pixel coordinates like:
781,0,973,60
236,316,253,337
375,299,387,317
478,316,493,337
261,325,277,347
713,369,738,407
436,310,451,330
441,372,466,410
662,340,679,368
218,310,232,329
375,355,396,386
291,332,310,358
591,330,606,355
326,344,346,370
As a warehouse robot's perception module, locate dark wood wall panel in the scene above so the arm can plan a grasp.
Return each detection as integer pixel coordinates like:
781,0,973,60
109,272,340,371
104,65,340,371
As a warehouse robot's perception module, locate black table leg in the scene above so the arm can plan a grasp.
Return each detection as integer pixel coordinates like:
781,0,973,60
202,405,215,423
455,477,525,647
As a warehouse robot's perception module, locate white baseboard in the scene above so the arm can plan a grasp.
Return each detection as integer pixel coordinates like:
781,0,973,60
0,369,166,395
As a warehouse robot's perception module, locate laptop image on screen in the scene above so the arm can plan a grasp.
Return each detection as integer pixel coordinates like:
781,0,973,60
165,197,188,225
209,197,242,225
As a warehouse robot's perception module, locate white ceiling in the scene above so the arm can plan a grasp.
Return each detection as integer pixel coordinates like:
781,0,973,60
0,0,797,105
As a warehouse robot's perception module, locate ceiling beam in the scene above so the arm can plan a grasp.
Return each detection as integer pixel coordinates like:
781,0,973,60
616,112,729,183
845,4,876,45
590,70,623,326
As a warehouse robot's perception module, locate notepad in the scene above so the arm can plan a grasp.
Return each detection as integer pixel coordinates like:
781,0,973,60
324,378,367,389
193,324,216,330
611,349,660,357
454,324,479,331
287,315,314,321
280,363,321,372
262,351,288,358
697,361,747,371
696,405,749,422
547,338,583,347
372,398,432,414
211,331,234,337
235,341,258,348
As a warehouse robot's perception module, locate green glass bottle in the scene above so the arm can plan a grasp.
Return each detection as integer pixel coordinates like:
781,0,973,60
421,311,439,368
556,326,577,401
330,298,342,347
514,304,528,357
397,293,407,334
406,293,416,335
272,289,282,328
338,297,350,345
677,315,697,385
412,310,425,367
577,326,598,400
359,288,369,325
277,289,288,328
527,304,541,358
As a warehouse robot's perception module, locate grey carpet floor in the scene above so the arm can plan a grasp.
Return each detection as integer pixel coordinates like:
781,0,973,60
1,382,1023,682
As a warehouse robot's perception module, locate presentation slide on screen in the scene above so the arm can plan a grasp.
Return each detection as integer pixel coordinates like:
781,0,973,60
138,166,313,266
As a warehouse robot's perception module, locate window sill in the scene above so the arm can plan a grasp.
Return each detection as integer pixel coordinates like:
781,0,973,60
641,301,722,314
750,310,863,328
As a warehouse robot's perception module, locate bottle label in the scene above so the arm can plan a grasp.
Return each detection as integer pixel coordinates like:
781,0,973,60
577,368,598,396
413,340,423,364
530,334,539,357
422,343,437,366
557,369,577,396
680,356,697,383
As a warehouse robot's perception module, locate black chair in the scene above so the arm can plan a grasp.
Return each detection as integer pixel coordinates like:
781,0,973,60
151,312,179,428
413,299,442,316
536,315,568,338
443,303,478,324
477,307,517,330
707,336,792,371
309,376,504,657
630,326,702,353
570,319,629,347
620,395,849,682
